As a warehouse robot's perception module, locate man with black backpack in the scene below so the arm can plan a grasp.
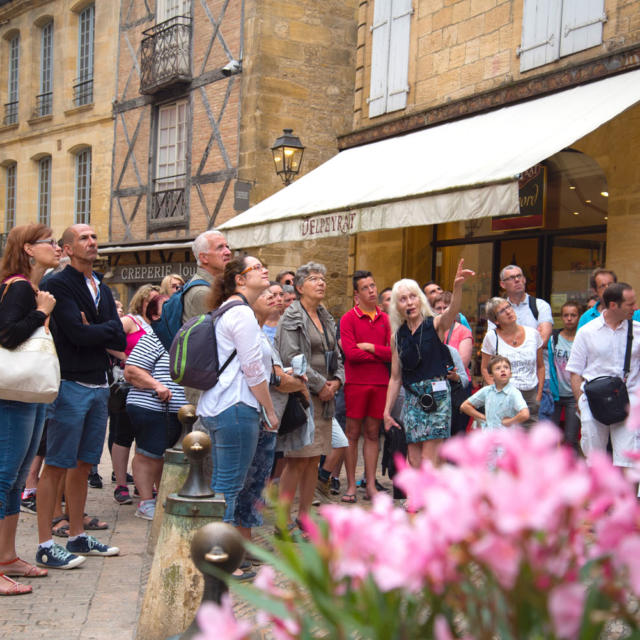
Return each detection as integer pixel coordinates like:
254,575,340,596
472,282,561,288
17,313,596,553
488,264,554,421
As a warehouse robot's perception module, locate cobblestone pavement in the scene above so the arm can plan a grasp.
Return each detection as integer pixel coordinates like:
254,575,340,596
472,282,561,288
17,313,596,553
7,443,382,640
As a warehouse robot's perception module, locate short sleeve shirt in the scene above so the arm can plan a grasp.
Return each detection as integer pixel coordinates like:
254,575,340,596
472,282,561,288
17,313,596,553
468,382,528,430
481,326,543,391
126,332,187,413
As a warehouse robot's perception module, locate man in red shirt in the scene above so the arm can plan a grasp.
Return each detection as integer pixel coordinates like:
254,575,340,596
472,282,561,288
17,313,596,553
340,271,391,502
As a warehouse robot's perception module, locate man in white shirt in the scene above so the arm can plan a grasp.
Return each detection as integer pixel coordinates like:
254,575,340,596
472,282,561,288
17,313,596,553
488,265,554,420
567,283,640,467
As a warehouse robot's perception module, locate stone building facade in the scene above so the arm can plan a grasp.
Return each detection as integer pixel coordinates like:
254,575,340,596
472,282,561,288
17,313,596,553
0,0,118,248
221,0,640,336
107,0,358,313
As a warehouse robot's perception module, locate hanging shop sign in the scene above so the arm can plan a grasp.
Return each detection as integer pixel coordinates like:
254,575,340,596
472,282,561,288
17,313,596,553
492,164,546,232
109,262,198,284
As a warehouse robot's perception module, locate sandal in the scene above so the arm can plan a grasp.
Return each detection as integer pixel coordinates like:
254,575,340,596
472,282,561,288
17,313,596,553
52,516,70,538
0,574,32,596
0,557,47,578
340,493,357,504
83,515,108,531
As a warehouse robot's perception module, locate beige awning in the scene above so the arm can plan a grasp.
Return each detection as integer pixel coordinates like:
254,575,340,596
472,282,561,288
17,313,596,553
219,69,640,247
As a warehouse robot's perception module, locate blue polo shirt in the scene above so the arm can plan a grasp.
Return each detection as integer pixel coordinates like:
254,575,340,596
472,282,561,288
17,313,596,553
578,301,640,329
468,382,528,431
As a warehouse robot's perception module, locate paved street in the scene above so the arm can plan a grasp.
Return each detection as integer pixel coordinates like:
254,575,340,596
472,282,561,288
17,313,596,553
6,442,381,640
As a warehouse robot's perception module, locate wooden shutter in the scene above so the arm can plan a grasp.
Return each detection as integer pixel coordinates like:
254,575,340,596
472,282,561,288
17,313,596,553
368,0,391,118
519,0,561,72
559,0,606,57
157,0,190,23
386,0,412,113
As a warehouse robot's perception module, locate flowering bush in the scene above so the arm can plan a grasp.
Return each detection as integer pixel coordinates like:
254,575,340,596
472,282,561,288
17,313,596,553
196,423,640,640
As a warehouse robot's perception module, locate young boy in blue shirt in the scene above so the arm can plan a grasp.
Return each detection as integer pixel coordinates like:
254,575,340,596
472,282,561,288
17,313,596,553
461,355,530,430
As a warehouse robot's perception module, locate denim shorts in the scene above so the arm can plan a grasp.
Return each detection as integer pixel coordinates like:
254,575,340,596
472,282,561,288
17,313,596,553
46,381,109,468
0,400,47,518
126,404,181,459
201,402,260,523
234,430,277,528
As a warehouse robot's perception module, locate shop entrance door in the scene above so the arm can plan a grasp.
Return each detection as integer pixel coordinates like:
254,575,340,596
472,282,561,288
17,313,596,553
498,238,540,297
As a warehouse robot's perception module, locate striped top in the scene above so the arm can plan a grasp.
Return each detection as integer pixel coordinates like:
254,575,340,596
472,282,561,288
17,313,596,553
126,332,187,413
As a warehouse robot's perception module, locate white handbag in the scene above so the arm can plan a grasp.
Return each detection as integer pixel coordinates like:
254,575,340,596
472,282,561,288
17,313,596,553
0,279,61,404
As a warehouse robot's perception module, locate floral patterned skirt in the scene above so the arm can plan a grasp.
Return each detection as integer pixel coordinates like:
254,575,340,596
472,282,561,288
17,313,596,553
402,378,451,444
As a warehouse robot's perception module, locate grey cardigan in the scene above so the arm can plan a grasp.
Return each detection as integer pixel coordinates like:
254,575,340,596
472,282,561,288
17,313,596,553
275,300,345,418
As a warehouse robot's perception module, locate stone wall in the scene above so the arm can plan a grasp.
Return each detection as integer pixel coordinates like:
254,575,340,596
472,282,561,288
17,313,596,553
354,0,640,130
0,0,118,241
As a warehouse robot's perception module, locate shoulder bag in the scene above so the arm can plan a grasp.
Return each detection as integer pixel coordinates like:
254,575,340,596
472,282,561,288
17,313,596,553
0,277,60,403
583,319,633,425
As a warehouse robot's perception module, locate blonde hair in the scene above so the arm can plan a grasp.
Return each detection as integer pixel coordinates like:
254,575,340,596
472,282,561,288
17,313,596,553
159,273,185,296
128,284,160,315
388,279,434,334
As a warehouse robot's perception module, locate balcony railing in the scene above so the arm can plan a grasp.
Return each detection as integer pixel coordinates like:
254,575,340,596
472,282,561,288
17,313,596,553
73,78,93,107
33,92,52,118
149,177,187,230
140,15,192,94
3,101,18,126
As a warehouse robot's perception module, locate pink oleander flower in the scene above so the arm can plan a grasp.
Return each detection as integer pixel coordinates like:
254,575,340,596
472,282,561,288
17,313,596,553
195,595,252,640
548,582,586,639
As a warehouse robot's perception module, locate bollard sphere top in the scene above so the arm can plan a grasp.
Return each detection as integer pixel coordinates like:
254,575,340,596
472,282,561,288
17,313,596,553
177,404,197,426
181,431,212,460
191,523,244,575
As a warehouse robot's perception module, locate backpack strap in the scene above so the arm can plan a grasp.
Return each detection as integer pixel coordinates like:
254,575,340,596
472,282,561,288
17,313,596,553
210,299,248,375
181,278,210,299
494,329,498,355
551,328,560,354
528,295,539,321
623,319,634,381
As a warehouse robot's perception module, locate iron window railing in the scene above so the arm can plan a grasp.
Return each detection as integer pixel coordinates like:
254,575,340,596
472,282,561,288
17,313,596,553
73,78,93,106
34,92,53,118
3,101,18,126
140,16,192,94
149,176,187,230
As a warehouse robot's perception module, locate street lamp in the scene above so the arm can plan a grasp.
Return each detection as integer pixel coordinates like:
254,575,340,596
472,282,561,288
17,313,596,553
271,129,304,186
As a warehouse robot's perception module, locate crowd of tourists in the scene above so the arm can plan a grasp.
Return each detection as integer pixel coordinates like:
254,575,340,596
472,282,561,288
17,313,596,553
1,223,638,594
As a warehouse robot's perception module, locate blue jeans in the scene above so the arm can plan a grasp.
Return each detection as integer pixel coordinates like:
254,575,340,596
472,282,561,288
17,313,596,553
201,403,260,523
0,400,47,518
46,380,109,468
234,430,277,528
539,379,555,421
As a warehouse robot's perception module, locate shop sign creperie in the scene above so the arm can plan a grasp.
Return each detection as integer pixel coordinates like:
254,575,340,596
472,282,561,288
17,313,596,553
110,262,197,284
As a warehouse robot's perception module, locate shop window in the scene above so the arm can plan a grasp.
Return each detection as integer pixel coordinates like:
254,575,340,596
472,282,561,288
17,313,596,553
368,0,412,118
38,156,51,226
519,0,606,72
4,34,19,125
74,4,94,106
75,148,92,224
4,162,16,231
36,21,53,117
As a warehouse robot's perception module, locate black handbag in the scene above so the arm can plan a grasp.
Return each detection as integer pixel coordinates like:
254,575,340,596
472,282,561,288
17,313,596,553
583,319,633,425
108,381,132,414
278,392,308,435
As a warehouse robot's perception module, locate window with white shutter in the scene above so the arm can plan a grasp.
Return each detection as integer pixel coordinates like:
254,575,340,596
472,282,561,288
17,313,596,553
368,0,412,118
519,0,605,72
559,0,606,57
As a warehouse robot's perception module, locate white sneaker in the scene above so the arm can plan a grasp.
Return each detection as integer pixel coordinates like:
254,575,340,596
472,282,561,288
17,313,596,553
135,499,156,521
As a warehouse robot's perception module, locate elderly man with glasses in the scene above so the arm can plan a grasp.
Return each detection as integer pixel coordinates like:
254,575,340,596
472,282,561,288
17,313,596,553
487,265,554,422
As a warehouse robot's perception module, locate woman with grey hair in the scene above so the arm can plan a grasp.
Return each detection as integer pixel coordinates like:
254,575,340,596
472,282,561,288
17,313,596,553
480,296,544,427
383,260,475,468
275,262,344,533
